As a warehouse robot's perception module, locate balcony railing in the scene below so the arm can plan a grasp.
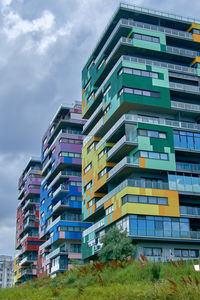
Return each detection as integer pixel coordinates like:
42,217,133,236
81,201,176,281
46,247,68,261
94,114,200,153
23,199,39,211
96,179,169,209
170,82,200,94
122,55,196,74
129,230,200,240
52,185,69,200
107,135,137,160
39,238,51,251
168,174,200,193
176,162,200,173
166,46,200,58
171,101,200,113
19,256,36,266
108,156,139,179
180,206,200,217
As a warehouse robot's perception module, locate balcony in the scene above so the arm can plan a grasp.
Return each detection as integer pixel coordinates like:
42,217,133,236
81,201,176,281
23,218,37,230
23,199,39,211
52,200,70,215
20,232,39,244
48,170,81,190
24,210,35,220
129,230,200,241
96,179,169,210
122,55,196,75
39,238,51,251
83,103,103,134
20,268,37,277
93,114,200,153
46,247,68,261
176,162,200,173
107,136,138,162
180,206,200,218
18,186,25,200
52,185,69,201
45,216,61,234
166,46,200,59
171,101,200,113
168,174,200,194
19,256,36,266
170,82,200,94
108,156,140,180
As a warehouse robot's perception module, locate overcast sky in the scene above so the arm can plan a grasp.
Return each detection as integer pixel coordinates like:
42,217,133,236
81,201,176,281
0,0,200,257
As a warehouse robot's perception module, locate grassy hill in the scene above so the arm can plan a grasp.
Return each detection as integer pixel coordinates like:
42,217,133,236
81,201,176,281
1,257,200,300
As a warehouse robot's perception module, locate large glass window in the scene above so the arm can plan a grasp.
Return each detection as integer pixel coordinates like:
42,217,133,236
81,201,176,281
174,131,200,150
129,215,190,239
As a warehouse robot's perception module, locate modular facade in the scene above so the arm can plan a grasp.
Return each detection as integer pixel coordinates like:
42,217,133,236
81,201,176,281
38,102,92,277
14,158,43,285
81,4,200,262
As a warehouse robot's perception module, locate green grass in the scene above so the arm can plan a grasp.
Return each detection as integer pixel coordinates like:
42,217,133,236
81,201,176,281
1,258,200,300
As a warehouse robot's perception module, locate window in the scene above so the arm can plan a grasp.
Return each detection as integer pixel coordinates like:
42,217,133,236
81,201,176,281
119,87,160,98
48,205,52,211
84,163,92,174
98,168,107,179
103,84,111,97
59,138,82,144
97,58,106,70
85,181,92,191
29,184,40,189
70,244,81,253
105,205,114,215
174,248,199,258
68,196,82,201
43,137,47,145
88,92,95,102
140,151,168,160
138,129,167,139
193,29,200,35
98,148,109,159
59,226,85,232
88,142,97,153
84,79,91,91
144,247,162,256
104,104,111,114
122,195,168,206
88,199,95,207
174,130,200,151
87,60,95,70
59,152,81,158
70,181,82,186
133,33,160,43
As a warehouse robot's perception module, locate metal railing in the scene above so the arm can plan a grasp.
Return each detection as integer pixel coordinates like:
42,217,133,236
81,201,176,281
176,162,200,172
108,156,139,178
107,135,137,159
46,247,68,261
170,82,200,93
180,206,200,217
96,179,169,209
167,46,200,58
171,101,200,112
122,55,196,74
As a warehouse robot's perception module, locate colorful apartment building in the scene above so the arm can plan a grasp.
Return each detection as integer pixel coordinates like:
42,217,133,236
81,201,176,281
81,4,200,262
38,102,92,277
14,158,43,285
